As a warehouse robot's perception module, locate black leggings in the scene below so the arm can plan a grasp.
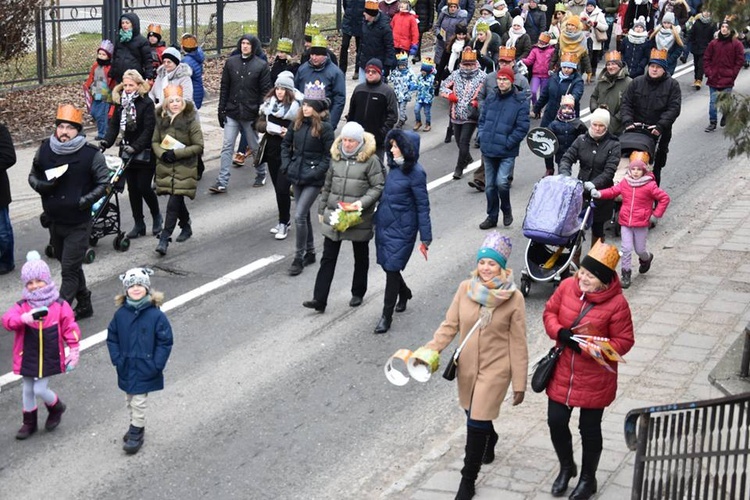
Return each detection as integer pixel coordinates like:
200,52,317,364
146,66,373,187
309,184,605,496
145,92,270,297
126,167,160,223
263,135,291,225
547,399,604,455
162,194,189,236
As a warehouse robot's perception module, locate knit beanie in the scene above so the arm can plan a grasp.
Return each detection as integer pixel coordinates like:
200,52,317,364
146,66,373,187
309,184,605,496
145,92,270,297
120,267,152,292
496,66,515,83
340,121,365,144
22,251,52,285
162,47,182,65
629,159,649,173
365,58,384,75
477,232,512,269
661,12,675,25
589,107,611,128
275,71,296,92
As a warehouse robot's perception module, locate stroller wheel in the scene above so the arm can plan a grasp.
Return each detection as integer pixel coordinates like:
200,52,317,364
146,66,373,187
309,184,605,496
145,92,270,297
114,234,131,252
44,244,55,258
520,278,531,297
89,237,99,247
84,249,96,264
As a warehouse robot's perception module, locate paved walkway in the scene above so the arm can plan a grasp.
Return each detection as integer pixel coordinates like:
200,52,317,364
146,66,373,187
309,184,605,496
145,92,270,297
384,155,750,499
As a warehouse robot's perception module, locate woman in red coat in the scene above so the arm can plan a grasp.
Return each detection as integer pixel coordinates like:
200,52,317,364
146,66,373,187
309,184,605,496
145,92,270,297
542,241,635,499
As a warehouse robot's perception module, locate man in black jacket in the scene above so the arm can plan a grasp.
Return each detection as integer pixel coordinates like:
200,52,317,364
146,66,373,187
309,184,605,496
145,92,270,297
358,2,397,82
0,122,16,275
28,105,109,319
620,48,682,186
346,58,399,159
211,35,273,193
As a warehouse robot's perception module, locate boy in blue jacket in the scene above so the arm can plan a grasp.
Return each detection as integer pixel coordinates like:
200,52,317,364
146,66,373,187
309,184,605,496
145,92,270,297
107,268,173,455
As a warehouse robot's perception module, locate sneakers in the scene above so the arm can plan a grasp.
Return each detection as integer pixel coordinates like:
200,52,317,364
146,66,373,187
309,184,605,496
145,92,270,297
705,122,717,133
638,253,654,274
209,183,227,194
232,151,247,167
693,79,702,89
479,217,498,230
413,121,422,131
275,222,291,240
270,223,281,234
503,211,514,227
422,124,431,132
253,174,266,187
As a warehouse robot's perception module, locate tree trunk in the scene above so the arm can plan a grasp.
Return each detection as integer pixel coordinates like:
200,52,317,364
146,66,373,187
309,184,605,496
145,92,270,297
272,0,314,56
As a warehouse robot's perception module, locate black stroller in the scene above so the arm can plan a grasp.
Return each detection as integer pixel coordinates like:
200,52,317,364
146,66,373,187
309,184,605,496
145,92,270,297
519,175,593,297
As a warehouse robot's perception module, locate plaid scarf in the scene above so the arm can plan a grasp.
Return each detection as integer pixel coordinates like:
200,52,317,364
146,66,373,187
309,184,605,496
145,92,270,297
119,91,137,132
466,269,517,327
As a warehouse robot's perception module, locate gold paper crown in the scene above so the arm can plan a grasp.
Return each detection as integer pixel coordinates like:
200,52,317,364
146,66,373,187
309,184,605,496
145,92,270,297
629,151,650,164
538,32,551,44
475,20,490,33
396,51,409,62
461,48,478,62
310,34,327,49
447,0,460,5
181,33,198,49
650,48,668,60
365,0,380,9
56,104,83,127
243,23,258,35
277,37,293,53
147,24,162,36
498,46,516,61
555,2,567,12
304,23,320,37
587,240,620,272
163,85,183,99
604,50,622,62
561,52,580,64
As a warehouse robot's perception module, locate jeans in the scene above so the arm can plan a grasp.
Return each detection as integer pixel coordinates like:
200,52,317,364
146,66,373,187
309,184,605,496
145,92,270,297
548,398,604,456
620,226,649,271
125,167,160,225
264,135,291,224
709,86,732,123
313,237,370,305
398,100,408,124
292,184,320,260
0,206,14,271
90,100,110,138
452,122,477,171
218,117,263,187
339,33,360,74
49,220,91,304
414,102,432,125
529,76,549,107
483,155,515,220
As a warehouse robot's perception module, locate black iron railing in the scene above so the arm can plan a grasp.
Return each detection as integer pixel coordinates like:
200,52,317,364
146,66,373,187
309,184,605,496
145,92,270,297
624,393,750,499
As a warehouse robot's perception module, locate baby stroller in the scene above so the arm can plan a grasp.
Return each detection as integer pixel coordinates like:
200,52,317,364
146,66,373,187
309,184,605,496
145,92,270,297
519,175,593,297
608,124,657,236
42,155,131,264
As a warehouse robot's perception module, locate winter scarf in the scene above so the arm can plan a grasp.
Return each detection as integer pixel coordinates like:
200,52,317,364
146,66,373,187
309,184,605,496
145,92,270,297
49,133,87,155
627,29,649,45
119,91,138,132
624,172,653,187
119,29,133,43
339,141,365,159
558,29,588,58
126,294,152,310
448,39,467,73
260,96,300,122
588,126,606,140
557,105,577,121
506,26,527,48
655,27,676,50
466,269,517,326
22,283,60,308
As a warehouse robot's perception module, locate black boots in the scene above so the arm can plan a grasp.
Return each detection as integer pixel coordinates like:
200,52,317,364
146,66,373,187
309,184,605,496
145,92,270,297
126,220,146,239
175,221,192,242
455,427,490,500
445,124,453,143
155,234,170,256
394,288,412,313
374,313,392,334
74,290,94,320
621,269,632,289
123,425,145,454
638,253,653,274
551,436,578,497
569,450,601,499
16,409,38,440
44,398,66,431
482,429,498,464
152,212,163,235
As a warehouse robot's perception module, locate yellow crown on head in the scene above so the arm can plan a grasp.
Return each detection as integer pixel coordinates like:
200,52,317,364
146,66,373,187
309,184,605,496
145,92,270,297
56,104,83,127
498,46,516,61
163,85,183,99
561,52,580,64
243,23,258,35
277,37,293,54
629,151,650,164
181,33,198,49
304,22,320,37
461,48,478,62
650,48,668,60
365,0,380,10
475,20,490,33
311,34,327,49
586,240,620,272
604,50,622,63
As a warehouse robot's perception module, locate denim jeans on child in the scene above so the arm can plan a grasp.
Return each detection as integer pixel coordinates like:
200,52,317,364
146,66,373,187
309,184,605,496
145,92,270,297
90,100,110,138
414,102,432,125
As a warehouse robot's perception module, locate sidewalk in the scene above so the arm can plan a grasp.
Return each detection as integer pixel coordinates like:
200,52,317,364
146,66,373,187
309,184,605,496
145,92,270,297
384,155,750,499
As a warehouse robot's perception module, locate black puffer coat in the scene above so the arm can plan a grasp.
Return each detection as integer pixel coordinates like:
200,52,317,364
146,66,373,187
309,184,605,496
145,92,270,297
413,0,436,33
558,131,620,189
342,0,365,37
281,118,335,187
358,12,397,70
110,13,153,83
219,35,273,122
620,72,681,134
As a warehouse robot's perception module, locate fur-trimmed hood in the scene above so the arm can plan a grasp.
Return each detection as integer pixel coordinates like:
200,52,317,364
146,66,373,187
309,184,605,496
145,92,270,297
384,129,420,174
115,290,165,307
112,80,151,103
330,132,378,162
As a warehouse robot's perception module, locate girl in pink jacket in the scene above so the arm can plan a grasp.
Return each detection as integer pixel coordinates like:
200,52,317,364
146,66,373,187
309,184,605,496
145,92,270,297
521,32,555,107
591,159,670,288
2,251,81,440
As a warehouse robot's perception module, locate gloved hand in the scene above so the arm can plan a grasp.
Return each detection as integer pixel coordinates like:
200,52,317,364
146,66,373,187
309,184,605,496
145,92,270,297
78,197,90,211
218,110,227,128
122,145,136,156
161,150,177,163
65,346,80,372
532,110,541,119
558,328,582,353
447,92,459,103
583,181,596,192
99,141,109,152
436,33,443,41
20,311,36,326
590,188,602,198
409,44,419,56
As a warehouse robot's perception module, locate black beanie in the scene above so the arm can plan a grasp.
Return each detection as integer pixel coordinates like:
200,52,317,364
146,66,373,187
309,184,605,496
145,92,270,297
304,98,329,113
580,256,615,284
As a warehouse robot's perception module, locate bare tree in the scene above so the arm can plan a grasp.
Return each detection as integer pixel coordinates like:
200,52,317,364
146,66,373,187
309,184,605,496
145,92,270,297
0,0,45,64
272,0,314,55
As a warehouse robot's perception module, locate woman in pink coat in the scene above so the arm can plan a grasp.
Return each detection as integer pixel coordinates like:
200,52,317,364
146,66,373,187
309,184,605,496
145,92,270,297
592,159,670,288
543,241,634,499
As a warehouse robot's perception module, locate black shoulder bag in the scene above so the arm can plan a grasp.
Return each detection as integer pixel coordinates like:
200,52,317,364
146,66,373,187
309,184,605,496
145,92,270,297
442,317,483,381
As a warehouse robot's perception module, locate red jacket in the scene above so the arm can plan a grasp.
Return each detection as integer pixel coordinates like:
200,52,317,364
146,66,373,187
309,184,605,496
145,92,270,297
391,11,420,52
597,175,670,227
543,275,635,409
703,35,745,89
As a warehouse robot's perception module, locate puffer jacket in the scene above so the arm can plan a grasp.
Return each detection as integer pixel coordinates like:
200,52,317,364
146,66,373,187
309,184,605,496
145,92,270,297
478,86,530,158
110,12,154,83
413,0,435,33
318,133,385,242
590,65,632,136
219,35,273,122
3,298,80,378
548,118,586,164
107,293,173,395
433,6,469,64
558,131,620,189
688,16,717,56
440,66,486,124
391,10,420,51
183,47,205,108
543,275,635,409
501,32,533,60
534,70,585,127
375,129,432,272
620,71,681,134
149,62,193,105
597,174,670,227
281,117,335,187
522,44,556,79
359,11,397,70
620,36,651,79
704,33,745,89
152,101,204,200
104,81,156,169
342,0,365,37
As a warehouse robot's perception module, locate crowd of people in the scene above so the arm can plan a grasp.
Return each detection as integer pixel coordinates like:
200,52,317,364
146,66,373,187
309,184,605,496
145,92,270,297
0,1,748,496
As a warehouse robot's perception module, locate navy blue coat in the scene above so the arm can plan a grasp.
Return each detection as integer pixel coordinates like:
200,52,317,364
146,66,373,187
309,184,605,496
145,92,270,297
375,130,432,272
107,297,173,395
478,87,530,158
183,47,205,109
534,71,585,128
621,38,651,79
342,0,365,37
358,12,397,70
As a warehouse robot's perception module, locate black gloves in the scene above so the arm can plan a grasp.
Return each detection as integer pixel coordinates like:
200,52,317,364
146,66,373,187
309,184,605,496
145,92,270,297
218,110,226,128
99,141,109,152
122,145,136,155
161,150,177,163
558,328,582,353
78,197,90,212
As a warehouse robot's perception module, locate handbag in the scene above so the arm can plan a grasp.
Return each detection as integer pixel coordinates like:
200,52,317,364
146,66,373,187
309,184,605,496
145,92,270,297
442,317,483,381
594,27,608,42
530,303,594,393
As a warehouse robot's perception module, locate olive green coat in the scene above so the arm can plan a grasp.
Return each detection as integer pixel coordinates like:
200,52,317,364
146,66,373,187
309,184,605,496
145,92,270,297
589,65,632,136
151,101,204,199
318,132,385,242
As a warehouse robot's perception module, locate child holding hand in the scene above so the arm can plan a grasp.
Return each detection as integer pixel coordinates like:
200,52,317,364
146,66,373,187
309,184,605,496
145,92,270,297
2,251,80,440
591,159,670,288
414,58,436,132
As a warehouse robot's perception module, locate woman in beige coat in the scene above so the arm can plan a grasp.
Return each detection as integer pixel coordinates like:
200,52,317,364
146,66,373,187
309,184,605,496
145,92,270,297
423,231,528,500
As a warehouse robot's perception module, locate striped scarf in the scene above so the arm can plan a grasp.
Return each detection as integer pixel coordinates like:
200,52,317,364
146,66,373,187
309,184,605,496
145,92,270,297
466,269,517,327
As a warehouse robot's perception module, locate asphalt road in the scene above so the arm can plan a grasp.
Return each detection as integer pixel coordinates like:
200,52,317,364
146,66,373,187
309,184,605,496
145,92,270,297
0,63,747,498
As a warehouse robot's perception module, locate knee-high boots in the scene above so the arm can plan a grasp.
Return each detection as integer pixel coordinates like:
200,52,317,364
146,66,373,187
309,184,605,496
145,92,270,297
569,449,601,500
550,434,578,497
455,427,492,500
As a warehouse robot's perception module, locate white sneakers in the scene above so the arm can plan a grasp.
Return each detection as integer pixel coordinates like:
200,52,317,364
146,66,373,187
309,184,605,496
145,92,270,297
270,222,291,240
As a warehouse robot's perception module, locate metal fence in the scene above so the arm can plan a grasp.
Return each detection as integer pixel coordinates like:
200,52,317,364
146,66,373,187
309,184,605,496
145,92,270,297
624,393,750,499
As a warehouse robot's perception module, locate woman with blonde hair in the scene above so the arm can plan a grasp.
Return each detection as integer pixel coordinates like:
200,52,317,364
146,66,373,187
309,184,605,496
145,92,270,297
151,85,204,255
